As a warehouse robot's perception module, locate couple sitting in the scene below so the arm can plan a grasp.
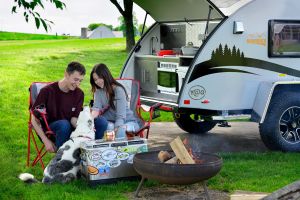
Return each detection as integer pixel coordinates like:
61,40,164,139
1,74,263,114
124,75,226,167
31,61,140,153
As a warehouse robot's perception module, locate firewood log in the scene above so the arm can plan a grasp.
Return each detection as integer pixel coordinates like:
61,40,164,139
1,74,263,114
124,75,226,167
165,156,178,164
158,151,172,162
169,136,195,164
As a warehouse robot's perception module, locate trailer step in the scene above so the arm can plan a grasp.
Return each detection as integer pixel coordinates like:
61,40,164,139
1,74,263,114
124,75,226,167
212,114,251,121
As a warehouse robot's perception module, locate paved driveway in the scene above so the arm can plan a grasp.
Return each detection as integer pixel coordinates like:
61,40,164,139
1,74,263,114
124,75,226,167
148,122,268,153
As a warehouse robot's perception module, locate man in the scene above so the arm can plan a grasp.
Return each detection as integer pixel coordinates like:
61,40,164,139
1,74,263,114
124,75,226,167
31,61,86,153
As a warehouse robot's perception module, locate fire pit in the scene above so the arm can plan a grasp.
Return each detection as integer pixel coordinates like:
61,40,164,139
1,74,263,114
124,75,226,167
133,151,222,199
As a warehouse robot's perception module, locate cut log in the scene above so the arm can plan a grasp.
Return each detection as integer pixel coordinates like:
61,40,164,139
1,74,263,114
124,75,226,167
165,156,178,164
158,151,172,163
169,136,195,164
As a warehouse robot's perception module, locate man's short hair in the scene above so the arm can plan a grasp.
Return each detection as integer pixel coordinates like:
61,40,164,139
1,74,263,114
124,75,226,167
66,61,86,75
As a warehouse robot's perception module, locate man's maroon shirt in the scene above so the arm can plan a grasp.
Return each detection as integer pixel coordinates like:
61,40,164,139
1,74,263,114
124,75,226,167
32,82,84,124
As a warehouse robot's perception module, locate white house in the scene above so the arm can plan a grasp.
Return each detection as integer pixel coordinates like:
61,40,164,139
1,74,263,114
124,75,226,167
81,26,123,39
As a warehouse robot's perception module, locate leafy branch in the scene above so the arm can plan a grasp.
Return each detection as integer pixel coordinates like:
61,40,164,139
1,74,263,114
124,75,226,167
11,0,66,31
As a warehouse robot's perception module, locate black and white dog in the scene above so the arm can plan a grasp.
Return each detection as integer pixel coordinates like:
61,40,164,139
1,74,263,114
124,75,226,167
19,106,95,184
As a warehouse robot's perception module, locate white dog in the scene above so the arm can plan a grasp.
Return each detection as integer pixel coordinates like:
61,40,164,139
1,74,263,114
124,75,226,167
19,106,95,184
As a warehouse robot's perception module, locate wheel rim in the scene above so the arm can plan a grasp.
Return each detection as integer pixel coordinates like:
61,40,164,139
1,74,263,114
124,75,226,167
279,106,300,144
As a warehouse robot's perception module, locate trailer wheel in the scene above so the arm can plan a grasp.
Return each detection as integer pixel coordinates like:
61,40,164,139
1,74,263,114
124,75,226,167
259,92,300,152
173,112,216,134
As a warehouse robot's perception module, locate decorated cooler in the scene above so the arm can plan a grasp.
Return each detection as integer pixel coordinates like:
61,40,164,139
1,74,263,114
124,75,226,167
80,138,148,184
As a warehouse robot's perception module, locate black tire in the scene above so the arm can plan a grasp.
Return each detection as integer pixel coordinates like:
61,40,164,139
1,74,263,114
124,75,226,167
259,92,300,152
173,112,216,134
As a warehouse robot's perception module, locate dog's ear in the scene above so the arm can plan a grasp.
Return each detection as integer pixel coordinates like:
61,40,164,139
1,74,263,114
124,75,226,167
76,112,83,126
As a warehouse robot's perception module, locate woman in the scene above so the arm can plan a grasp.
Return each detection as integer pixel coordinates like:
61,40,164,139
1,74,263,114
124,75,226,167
90,63,140,139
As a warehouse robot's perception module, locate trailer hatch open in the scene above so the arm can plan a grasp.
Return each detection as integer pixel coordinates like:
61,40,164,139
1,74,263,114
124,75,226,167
133,0,254,21
133,0,224,22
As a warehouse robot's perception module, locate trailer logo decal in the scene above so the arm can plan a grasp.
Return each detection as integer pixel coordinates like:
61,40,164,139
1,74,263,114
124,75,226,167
189,85,206,100
247,33,266,46
188,44,300,83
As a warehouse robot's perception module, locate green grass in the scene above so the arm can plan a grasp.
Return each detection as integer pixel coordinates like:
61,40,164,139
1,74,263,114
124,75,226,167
0,31,76,40
0,36,299,199
211,152,300,192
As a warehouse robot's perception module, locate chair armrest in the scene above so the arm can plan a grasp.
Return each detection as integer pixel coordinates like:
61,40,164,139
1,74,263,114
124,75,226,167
140,103,162,112
151,102,163,111
140,104,151,112
139,102,162,121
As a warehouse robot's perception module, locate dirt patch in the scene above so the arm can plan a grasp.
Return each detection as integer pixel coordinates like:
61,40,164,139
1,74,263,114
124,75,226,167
127,183,230,200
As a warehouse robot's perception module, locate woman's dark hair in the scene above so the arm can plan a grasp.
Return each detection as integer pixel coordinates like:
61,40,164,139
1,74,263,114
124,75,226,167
90,63,128,110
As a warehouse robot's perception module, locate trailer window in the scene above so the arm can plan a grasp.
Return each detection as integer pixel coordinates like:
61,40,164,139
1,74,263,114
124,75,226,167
269,20,300,57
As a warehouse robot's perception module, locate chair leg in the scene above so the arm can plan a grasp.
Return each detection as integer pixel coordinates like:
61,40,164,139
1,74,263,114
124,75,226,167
146,128,150,139
31,133,45,169
32,145,46,169
27,127,31,167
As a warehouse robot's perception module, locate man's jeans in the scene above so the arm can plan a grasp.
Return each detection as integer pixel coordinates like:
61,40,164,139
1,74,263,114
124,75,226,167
49,120,72,148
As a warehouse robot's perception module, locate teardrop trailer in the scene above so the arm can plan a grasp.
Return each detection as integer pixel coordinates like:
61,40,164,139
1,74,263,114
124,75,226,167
120,0,300,152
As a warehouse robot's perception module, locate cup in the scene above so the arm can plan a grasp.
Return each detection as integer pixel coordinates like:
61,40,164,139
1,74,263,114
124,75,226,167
104,130,115,141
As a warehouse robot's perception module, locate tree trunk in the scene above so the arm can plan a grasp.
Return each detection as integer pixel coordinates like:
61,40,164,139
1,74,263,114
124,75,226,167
110,0,136,52
123,0,135,52
124,14,135,52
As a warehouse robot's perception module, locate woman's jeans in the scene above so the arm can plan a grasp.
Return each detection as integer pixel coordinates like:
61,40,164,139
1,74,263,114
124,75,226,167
49,119,72,148
94,116,108,139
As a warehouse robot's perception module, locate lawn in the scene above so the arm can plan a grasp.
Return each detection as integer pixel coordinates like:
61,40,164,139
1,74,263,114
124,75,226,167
0,35,299,199
0,31,76,40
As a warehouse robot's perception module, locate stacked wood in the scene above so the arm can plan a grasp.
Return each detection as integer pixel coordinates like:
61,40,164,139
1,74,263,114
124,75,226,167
170,136,195,164
158,136,197,164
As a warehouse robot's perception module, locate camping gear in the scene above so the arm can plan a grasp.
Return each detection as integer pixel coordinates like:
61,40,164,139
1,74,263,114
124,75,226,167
120,0,300,152
133,151,222,198
181,42,198,55
157,50,176,56
115,79,162,139
27,82,54,170
80,138,148,184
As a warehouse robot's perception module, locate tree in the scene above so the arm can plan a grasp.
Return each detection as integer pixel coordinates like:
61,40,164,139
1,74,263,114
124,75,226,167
11,0,65,31
138,24,148,36
110,0,136,52
115,14,139,37
232,45,237,58
12,0,137,52
88,23,113,31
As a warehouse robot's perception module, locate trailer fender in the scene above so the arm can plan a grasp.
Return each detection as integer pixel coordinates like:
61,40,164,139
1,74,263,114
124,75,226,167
254,81,300,123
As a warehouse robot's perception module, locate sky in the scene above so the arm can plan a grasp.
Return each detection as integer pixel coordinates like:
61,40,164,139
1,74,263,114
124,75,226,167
0,0,154,36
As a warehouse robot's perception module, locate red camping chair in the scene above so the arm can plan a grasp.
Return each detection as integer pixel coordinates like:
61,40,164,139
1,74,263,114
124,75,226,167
115,79,162,139
27,82,54,169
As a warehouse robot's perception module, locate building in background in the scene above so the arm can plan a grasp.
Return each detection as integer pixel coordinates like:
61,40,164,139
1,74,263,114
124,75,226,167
81,26,123,39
